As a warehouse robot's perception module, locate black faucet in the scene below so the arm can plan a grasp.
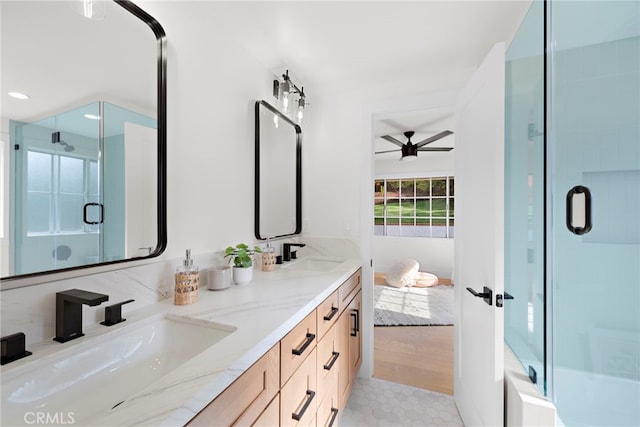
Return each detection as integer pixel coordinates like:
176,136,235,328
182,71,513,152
283,243,306,262
1,332,32,365
54,289,109,343
100,299,135,326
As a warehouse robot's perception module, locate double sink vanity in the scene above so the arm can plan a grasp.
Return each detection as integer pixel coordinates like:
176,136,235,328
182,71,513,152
1,256,363,427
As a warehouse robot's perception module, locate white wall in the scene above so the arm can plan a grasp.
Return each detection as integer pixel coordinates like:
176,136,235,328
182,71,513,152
133,1,321,261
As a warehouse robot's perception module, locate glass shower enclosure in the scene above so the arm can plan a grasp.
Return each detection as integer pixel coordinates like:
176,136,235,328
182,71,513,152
10,101,156,276
505,0,639,425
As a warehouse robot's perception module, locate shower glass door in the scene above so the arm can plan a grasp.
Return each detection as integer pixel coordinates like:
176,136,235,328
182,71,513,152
12,103,102,275
548,1,640,425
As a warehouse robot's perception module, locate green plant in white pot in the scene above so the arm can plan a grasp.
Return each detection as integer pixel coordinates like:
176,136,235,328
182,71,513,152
224,243,262,285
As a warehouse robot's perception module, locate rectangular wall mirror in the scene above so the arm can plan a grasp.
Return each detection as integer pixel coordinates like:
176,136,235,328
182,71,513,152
254,100,302,240
1,0,167,283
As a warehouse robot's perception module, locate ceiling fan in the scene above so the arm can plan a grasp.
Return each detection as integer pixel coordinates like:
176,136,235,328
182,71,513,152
376,130,454,161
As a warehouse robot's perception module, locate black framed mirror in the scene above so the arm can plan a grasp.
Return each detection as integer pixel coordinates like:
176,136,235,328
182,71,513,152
1,0,167,282
254,100,302,240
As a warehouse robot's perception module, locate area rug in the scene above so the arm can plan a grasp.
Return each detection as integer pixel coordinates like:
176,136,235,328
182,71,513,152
374,285,454,326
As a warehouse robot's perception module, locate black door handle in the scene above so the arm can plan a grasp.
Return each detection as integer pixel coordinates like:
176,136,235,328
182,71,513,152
350,309,359,337
466,286,493,306
566,185,592,235
496,292,514,308
83,202,104,225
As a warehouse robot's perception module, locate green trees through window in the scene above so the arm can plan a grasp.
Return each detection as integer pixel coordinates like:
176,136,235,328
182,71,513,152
374,177,454,238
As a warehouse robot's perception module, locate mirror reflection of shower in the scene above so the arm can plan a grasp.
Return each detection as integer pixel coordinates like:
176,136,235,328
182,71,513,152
51,131,76,152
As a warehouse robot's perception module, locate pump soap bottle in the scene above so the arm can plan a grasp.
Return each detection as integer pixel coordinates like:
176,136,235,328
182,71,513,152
175,249,199,305
261,238,276,272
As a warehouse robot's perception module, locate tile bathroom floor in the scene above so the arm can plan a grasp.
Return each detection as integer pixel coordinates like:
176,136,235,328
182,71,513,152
341,377,464,427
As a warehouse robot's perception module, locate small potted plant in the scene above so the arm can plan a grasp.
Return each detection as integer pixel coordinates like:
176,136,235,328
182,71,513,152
224,243,262,285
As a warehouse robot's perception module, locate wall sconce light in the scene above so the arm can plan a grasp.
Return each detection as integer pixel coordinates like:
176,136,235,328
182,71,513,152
273,70,307,124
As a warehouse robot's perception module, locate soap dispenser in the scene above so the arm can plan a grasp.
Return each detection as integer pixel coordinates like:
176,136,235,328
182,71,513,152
261,238,276,272
175,249,199,305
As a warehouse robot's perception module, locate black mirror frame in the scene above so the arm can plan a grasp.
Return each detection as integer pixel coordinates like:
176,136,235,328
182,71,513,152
254,100,302,240
1,0,167,283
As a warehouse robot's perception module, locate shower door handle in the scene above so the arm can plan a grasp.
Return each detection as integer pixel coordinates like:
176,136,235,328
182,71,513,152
496,292,514,308
83,203,104,225
566,185,592,235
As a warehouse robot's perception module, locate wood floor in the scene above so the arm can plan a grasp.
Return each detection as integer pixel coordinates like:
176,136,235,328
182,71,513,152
373,273,454,395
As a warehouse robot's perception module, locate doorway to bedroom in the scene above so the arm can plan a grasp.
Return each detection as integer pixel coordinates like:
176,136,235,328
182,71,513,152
372,109,456,395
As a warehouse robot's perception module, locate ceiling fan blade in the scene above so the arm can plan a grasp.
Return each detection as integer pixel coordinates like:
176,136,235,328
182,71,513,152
417,147,454,152
415,130,454,147
375,149,401,154
381,135,405,147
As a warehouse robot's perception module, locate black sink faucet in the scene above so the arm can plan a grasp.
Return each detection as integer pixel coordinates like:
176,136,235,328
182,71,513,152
283,243,306,262
54,289,109,343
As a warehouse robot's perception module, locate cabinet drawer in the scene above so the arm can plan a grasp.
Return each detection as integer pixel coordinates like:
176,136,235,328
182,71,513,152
316,324,339,404
281,310,317,386
188,344,280,427
316,385,339,427
280,347,317,427
338,269,362,312
316,290,339,340
252,394,279,427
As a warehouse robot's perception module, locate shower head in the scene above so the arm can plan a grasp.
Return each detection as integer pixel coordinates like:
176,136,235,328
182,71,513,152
60,142,75,152
51,132,75,152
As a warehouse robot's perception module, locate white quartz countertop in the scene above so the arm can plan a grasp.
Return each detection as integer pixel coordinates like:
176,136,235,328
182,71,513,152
51,257,362,426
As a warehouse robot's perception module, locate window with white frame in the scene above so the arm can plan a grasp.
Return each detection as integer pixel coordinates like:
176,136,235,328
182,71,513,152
26,150,99,235
374,177,454,238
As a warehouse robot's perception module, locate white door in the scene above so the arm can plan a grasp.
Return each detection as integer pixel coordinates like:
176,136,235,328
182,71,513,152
453,42,505,426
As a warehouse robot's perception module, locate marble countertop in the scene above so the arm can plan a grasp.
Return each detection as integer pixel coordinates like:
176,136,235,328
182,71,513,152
3,257,361,426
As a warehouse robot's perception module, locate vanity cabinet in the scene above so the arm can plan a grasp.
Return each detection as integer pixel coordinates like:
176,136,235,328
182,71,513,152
187,344,280,427
188,268,362,427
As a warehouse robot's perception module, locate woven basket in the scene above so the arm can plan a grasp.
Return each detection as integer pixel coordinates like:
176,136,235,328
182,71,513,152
174,273,199,305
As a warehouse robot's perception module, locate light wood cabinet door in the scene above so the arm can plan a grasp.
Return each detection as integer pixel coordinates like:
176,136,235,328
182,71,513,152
280,347,317,427
348,290,362,379
316,290,339,341
252,394,280,427
281,310,317,387
337,288,363,411
188,344,280,427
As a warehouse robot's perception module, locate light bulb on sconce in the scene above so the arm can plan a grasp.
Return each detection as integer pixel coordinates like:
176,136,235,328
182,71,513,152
273,69,308,124
273,113,279,128
296,88,305,123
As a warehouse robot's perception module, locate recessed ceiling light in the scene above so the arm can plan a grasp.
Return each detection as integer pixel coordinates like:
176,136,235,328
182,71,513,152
8,92,29,100
84,114,101,120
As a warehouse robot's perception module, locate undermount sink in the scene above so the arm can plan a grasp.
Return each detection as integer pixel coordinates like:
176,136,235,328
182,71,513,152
284,257,344,272
1,314,235,426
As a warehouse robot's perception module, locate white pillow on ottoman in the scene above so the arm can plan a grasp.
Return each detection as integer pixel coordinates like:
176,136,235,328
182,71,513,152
385,259,420,288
